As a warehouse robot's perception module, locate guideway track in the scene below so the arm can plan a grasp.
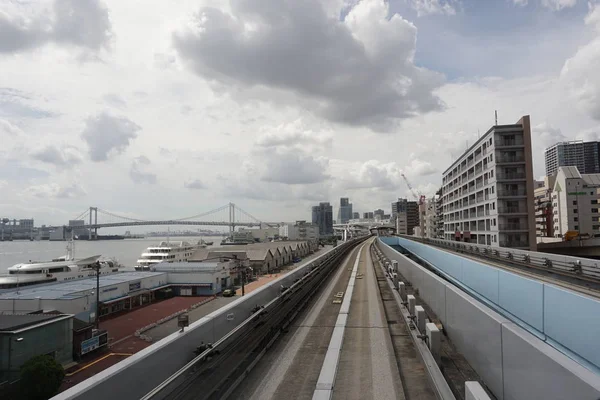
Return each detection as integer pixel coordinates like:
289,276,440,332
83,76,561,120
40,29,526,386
143,237,369,400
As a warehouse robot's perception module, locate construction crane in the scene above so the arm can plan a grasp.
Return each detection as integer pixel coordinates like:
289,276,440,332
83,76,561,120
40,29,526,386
401,173,425,205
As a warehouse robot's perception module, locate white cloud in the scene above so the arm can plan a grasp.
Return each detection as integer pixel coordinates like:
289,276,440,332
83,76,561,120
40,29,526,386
0,0,112,54
184,179,205,190
173,0,444,131
81,112,141,161
560,4,600,120
25,182,86,199
129,156,157,184
0,118,24,136
541,0,577,11
31,145,83,167
511,0,529,6
407,0,457,16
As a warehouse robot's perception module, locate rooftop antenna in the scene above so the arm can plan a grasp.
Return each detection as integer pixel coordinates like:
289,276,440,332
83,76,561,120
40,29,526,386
495,110,498,126
478,129,480,139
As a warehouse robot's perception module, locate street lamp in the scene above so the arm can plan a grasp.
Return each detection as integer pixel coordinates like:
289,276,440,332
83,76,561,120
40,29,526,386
91,261,101,329
576,181,582,246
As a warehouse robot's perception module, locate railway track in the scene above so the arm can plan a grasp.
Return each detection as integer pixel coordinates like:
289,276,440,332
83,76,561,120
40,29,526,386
142,237,368,400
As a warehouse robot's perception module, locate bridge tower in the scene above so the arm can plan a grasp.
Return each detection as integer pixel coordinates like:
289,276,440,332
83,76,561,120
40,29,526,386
89,207,98,240
229,202,236,236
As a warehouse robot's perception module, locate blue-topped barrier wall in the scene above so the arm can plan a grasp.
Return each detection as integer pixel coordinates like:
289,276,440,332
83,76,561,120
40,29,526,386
380,236,600,373
377,238,600,400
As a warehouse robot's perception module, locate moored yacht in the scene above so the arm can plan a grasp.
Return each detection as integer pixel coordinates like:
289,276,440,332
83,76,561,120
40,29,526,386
135,241,199,271
0,241,121,289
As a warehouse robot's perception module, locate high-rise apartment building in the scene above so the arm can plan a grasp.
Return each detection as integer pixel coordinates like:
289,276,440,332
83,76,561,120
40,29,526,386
279,220,320,241
391,199,419,235
363,212,374,219
407,201,419,235
441,115,536,250
312,202,333,236
337,197,353,224
545,140,600,176
373,209,385,220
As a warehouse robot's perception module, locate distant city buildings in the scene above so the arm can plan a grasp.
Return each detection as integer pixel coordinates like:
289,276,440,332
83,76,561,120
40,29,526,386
279,221,319,241
337,198,353,224
312,202,333,236
441,115,536,250
373,209,385,220
545,140,600,176
352,212,359,219
363,212,374,219
391,199,419,235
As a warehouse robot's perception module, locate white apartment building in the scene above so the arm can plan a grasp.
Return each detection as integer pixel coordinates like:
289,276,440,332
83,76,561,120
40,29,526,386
550,166,600,237
279,221,319,241
441,116,536,250
422,198,438,238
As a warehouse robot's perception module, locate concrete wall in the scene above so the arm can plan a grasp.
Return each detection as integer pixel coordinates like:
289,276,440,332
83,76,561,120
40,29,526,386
52,244,348,400
377,238,600,400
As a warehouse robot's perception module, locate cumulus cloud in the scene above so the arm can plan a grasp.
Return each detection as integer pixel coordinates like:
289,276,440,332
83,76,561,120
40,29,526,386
541,0,577,11
184,179,205,189
261,151,330,185
560,3,600,120
511,0,528,6
130,156,157,184
255,120,333,153
0,119,23,136
31,145,83,167
407,0,457,16
81,112,141,161
173,0,444,131
25,182,86,199
0,0,112,54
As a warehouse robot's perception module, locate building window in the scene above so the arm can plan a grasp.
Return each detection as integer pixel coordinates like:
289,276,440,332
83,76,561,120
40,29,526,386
574,217,578,222
490,170,494,177
575,225,579,230
593,208,599,213
574,209,578,213
594,225,600,230
594,217,599,222
592,192,595,195
592,199,598,205
573,200,578,205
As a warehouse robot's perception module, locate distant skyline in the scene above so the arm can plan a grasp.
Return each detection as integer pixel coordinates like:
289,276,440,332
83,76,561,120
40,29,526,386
1,0,600,225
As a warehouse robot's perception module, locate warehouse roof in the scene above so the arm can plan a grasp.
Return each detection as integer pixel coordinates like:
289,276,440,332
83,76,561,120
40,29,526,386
0,272,165,301
0,313,69,332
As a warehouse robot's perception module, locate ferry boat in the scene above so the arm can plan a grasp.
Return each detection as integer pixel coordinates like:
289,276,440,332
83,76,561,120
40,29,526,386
135,241,200,271
0,241,121,289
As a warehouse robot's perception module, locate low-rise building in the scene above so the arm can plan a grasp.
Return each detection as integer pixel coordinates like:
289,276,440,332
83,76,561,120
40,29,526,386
0,313,74,383
534,178,554,238
550,166,600,238
279,221,319,241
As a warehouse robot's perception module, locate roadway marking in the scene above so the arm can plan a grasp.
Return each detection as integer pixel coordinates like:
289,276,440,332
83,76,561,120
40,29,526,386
65,353,133,376
313,241,367,400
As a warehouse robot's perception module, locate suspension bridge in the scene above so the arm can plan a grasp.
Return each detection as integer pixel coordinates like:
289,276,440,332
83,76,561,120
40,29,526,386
60,203,275,238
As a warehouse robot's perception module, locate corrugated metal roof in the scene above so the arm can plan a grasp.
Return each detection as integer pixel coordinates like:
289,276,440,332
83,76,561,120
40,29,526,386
0,313,65,331
0,272,165,300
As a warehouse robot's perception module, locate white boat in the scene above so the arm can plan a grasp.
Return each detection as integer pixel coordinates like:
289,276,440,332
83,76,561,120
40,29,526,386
135,241,200,271
0,240,121,290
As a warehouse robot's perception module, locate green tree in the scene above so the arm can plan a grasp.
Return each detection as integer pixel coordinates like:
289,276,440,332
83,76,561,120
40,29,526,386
19,355,65,400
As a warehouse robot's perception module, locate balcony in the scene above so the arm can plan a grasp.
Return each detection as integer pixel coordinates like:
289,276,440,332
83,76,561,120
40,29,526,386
468,186,475,193
496,155,525,164
476,196,484,203
476,211,485,217
476,182,483,189
499,223,529,231
497,188,527,197
496,138,524,147
498,207,527,214
496,172,526,180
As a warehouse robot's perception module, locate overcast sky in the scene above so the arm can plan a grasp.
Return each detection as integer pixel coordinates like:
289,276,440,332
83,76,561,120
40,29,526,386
1,0,600,225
